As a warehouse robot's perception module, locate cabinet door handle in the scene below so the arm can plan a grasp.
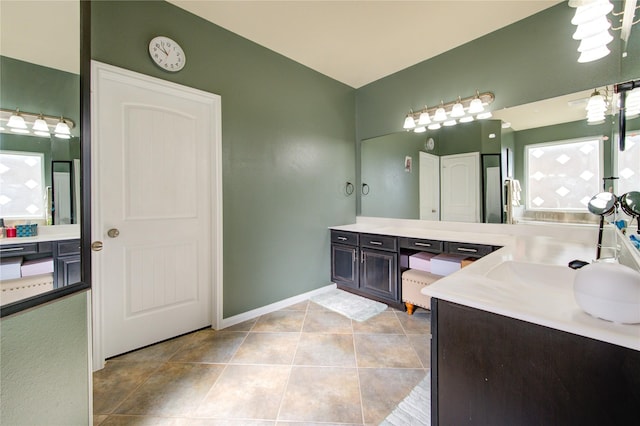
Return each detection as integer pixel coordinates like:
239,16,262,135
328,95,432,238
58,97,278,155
352,250,356,262
361,251,365,263
414,242,431,247
369,241,383,246
337,236,347,241
456,247,478,253
0,247,24,253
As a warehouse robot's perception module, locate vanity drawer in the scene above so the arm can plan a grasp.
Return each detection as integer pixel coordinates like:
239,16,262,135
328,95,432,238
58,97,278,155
400,237,443,253
55,239,81,257
445,241,493,258
360,234,397,251
331,230,359,246
0,243,39,257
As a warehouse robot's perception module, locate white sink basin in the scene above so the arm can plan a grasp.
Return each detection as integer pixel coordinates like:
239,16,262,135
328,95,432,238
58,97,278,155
485,260,576,288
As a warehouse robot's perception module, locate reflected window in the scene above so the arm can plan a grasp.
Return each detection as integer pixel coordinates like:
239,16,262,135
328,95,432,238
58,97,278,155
525,138,602,211
0,151,46,219
617,133,640,195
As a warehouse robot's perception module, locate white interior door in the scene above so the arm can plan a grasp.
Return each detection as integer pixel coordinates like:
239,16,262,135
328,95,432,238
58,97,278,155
441,152,480,222
91,62,222,363
419,151,440,220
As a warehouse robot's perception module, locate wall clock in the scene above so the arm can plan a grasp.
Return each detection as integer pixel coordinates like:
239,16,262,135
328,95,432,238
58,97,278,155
148,36,186,72
425,137,435,151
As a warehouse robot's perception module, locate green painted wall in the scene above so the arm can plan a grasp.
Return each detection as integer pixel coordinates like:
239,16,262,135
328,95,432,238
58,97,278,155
91,1,356,317
0,292,90,425
360,131,424,219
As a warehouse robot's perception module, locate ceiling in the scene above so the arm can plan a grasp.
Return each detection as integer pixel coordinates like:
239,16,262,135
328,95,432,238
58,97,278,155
167,0,560,88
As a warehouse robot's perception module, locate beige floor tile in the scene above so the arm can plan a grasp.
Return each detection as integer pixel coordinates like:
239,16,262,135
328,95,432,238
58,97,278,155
93,361,164,414
253,310,306,332
114,363,225,417
294,333,356,367
278,366,363,424
354,334,423,368
302,309,353,333
396,309,431,334
231,332,299,364
352,311,405,334
359,368,427,424
179,420,275,426
169,330,247,363
195,364,291,419
407,333,431,368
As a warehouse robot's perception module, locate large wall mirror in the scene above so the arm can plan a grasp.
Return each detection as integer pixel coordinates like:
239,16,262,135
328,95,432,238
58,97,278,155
0,1,90,316
359,85,640,225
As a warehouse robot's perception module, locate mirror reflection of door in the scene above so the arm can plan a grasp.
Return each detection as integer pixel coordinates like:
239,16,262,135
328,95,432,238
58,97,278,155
441,152,480,223
52,160,74,224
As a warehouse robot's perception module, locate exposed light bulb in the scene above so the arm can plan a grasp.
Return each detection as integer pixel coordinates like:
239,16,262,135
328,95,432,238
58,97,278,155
625,88,640,118
459,116,474,123
573,16,611,40
414,126,427,133
476,112,493,120
571,0,613,26
443,119,457,127
427,123,441,130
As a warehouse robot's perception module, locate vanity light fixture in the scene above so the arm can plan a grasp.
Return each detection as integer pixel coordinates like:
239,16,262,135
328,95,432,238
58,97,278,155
477,111,493,120
569,0,640,63
414,126,427,133
417,110,431,125
0,108,75,139
625,87,640,118
586,89,608,124
7,109,28,131
433,101,448,122
401,91,495,132
450,97,465,118
403,110,417,130
54,118,72,139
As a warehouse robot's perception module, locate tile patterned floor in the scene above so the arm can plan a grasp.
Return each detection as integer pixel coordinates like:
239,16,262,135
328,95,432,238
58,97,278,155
93,299,431,425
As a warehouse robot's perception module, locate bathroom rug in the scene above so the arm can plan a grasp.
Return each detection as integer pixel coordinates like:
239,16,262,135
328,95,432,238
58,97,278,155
310,289,387,322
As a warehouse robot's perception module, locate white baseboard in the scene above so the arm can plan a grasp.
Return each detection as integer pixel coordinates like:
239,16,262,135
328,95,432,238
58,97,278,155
218,283,336,329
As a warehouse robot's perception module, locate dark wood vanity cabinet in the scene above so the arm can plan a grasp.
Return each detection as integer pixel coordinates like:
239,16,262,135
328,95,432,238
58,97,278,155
431,298,640,425
330,231,359,289
53,239,81,288
330,230,401,308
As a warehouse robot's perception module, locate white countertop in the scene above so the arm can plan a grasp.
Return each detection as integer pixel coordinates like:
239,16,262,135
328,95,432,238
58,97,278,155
0,224,80,245
331,217,640,351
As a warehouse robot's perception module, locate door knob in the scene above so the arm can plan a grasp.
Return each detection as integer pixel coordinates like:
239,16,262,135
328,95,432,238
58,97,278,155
107,228,120,238
91,241,103,251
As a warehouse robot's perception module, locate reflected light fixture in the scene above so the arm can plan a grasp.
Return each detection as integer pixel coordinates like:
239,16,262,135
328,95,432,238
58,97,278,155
7,109,28,131
586,89,608,124
0,108,75,139
477,112,493,119
401,91,494,132
625,88,640,118
54,118,72,139
569,0,615,63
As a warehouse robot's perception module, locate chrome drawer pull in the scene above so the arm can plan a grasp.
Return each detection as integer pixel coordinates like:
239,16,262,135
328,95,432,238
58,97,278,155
369,241,383,245
457,247,478,253
337,236,347,241
0,247,24,253
415,242,431,247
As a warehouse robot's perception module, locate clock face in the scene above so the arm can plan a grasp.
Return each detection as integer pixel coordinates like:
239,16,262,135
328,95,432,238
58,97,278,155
148,36,186,72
